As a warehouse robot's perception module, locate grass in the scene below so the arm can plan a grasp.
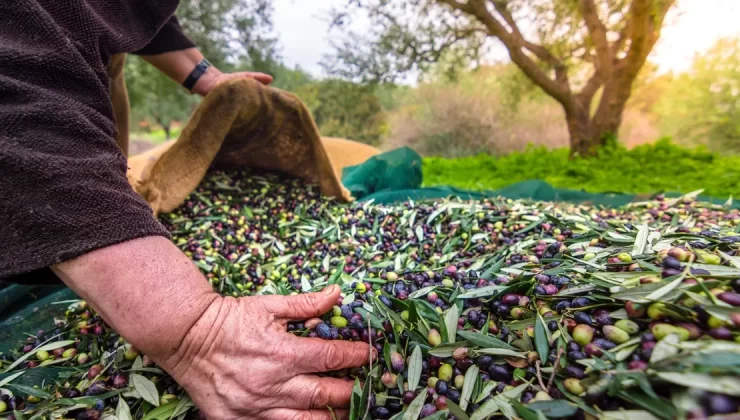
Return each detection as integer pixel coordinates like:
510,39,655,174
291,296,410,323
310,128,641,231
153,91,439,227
422,139,740,199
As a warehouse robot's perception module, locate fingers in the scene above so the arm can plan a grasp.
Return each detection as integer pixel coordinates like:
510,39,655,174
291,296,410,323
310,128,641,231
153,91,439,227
281,375,356,409
260,285,341,320
253,73,274,85
236,71,273,85
288,335,373,374
267,408,349,420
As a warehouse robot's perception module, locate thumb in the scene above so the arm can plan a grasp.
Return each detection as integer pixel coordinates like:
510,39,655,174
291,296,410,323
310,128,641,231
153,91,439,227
260,284,341,320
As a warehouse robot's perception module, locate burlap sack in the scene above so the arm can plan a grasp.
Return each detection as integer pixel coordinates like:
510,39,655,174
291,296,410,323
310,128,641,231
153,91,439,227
113,56,381,216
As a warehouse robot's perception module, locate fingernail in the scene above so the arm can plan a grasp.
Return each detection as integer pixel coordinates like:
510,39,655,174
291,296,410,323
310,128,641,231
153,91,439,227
323,285,337,295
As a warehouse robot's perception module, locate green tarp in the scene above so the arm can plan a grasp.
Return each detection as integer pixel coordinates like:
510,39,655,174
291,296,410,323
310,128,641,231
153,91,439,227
2,146,737,353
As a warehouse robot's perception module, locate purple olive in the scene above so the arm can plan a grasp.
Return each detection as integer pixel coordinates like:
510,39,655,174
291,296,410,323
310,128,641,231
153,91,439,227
708,327,733,340
371,406,390,419
565,365,586,379
706,393,739,414
420,404,437,417
718,292,740,306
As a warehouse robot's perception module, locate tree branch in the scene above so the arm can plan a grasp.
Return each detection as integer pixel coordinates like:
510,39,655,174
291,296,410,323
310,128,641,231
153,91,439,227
437,0,473,13
579,0,611,76
620,0,674,75
577,71,603,111
491,1,558,66
438,0,573,108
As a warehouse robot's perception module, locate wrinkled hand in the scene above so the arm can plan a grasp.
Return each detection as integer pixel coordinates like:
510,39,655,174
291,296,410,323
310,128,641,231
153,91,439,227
157,284,373,420
193,69,273,96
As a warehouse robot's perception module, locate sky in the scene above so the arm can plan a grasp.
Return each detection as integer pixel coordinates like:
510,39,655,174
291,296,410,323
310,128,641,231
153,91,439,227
273,0,740,77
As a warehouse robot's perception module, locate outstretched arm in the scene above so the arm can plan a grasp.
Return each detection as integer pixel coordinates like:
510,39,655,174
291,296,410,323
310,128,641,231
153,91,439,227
53,236,373,419
133,15,272,97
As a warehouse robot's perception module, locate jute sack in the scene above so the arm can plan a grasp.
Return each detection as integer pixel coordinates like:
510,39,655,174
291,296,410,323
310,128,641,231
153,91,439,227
111,56,380,216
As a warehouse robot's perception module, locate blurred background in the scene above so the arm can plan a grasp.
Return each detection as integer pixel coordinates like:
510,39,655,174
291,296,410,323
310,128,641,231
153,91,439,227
126,0,740,198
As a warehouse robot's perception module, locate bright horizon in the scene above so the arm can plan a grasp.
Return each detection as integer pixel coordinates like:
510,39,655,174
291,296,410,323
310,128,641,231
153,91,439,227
273,0,740,77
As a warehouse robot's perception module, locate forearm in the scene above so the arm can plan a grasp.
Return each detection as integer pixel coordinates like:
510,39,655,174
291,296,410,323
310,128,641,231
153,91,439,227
140,48,223,97
52,236,218,363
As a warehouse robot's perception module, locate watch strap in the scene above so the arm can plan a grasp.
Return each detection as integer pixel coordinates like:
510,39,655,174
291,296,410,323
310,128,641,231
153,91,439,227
183,59,211,91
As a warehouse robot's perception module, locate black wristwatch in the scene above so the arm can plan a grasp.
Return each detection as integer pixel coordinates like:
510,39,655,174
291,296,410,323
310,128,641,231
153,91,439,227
183,59,212,91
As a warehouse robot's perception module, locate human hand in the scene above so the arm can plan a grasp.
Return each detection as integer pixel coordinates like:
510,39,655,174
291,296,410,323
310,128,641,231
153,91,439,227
192,69,273,96
158,284,373,420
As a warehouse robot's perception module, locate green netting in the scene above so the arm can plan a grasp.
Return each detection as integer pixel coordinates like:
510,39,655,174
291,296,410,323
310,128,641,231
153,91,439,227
3,146,738,354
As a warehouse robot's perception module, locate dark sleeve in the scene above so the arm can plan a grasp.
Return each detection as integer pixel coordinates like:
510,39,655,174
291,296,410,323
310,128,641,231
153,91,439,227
0,4,171,282
133,16,196,55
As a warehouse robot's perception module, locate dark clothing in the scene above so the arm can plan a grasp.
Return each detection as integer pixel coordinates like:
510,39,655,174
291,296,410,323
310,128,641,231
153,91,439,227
134,16,196,56
0,1,194,282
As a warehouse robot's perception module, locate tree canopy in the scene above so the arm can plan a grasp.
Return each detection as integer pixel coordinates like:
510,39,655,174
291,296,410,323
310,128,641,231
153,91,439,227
124,0,279,139
326,0,675,156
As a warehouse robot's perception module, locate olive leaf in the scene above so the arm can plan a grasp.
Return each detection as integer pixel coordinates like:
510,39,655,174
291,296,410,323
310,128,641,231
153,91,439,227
610,280,685,303
656,372,740,396
526,400,579,418
407,345,423,391
169,395,193,420
402,389,427,420
132,356,144,370
475,348,526,358
617,389,677,420
349,378,363,420
704,304,739,322
459,365,479,411
632,223,649,256
115,397,133,420
480,258,504,280
534,314,549,363
719,250,740,268
4,384,52,398
444,305,460,344
445,400,471,420
131,373,160,407
408,286,436,299
644,272,687,302
141,400,183,420
615,344,639,362
0,371,25,388
457,285,506,299
4,340,76,373
457,331,516,351
475,381,497,404
511,400,539,420
600,410,661,420
427,341,470,357
471,398,500,420
650,333,680,364
383,341,392,373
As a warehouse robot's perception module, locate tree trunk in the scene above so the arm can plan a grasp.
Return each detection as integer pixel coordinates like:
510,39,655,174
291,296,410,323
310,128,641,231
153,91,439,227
566,106,597,158
566,84,629,158
163,124,172,140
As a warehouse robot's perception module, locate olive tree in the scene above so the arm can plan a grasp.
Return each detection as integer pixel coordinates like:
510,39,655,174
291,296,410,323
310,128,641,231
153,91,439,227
326,0,675,156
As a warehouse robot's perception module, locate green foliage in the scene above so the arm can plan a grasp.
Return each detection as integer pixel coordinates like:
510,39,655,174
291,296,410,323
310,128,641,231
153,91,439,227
270,65,388,145
422,139,740,198
655,36,740,153
175,0,278,73
310,80,386,145
125,56,199,139
126,0,278,136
